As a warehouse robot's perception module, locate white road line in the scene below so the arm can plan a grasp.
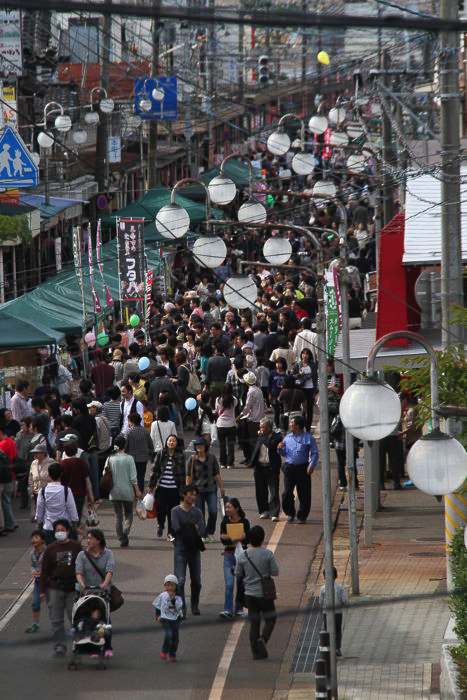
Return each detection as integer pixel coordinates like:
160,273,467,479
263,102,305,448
0,579,33,633
207,519,287,700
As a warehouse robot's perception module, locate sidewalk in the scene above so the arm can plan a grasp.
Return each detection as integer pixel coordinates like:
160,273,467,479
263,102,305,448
285,487,449,699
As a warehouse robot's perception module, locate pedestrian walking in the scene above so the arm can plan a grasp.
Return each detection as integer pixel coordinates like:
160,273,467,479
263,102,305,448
39,518,81,656
171,485,206,616
150,405,178,455
219,497,250,619
0,424,18,533
28,442,53,522
60,442,94,521
149,435,186,541
14,417,34,510
215,384,238,470
235,525,279,660
250,418,282,521
153,574,184,662
125,412,154,492
320,566,347,657
107,435,142,547
26,529,46,633
238,372,265,465
278,415,318,524
35,463,79,544
186,437,224,541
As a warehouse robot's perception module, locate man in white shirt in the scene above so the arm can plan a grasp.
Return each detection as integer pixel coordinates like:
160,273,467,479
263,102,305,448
120,383,144,435
293,318,318,363
35,462,78,543
10,380,32,422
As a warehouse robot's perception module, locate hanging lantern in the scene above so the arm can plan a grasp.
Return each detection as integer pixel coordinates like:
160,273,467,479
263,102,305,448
223,276,258,309
263,237,292,265
328,107,346,125
308,115,328,135
192,236,227,268
155,204,190,239
291,152,315,176
267,130,291,156
312,180,337,199
237,199,267,224
407,431,467,496
339,379,401,441
347,154,368,174
207,176,237,205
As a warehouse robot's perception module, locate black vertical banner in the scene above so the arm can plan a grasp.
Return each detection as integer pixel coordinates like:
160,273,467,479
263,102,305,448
117,218,146,302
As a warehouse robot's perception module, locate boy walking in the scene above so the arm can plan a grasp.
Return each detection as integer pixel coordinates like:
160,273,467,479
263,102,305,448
153,574,184,662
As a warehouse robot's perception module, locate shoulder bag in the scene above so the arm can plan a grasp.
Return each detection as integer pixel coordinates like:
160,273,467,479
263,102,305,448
244,551,277,601
84,551,124,612
99,456,114,499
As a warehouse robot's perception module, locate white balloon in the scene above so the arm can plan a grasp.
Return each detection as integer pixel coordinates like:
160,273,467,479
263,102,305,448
155,204,190,239
263,237,292,265
208,176,237,205
237,200,267,224
192,236,227,268
223,276,258,309
407,434,467,496
267,130,291,156
291,152,315,176
308,115,328,135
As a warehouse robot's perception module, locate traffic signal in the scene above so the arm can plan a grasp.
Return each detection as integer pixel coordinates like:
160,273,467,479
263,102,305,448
257,55,269,85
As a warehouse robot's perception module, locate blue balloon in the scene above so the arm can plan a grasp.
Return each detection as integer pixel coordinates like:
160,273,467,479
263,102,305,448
185,397,197,411
138,356,150,371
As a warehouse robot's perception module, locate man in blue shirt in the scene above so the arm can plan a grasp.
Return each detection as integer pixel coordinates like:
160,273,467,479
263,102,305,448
278,415,318,523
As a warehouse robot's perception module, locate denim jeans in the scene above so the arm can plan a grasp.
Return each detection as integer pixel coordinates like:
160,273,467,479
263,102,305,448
196,490,218,536
174,546,201,611
161,619,180,655
32,578,41,613
223,551,244,614
1,481,16,529
217,426,236,467
47,587,74,647
112,500,133,542
83,451,100,499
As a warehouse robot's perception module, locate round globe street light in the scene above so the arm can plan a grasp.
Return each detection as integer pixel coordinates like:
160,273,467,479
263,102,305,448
407,430,467,496
37,130,54,149
267,129,291,156
308,115,328,135
155,203,190,239
291,151,315,176
339,378,402,441
329,131,349,147
223,276,258,309
263,236,292,265
313,180,337,199
152,85,165,101
89,87,115,115
72,129,88,145
347,153,368,174
328,107,346,126
237,197,267,224
85,110,100,126
54,114,72,132
208,175,237,205
192,236,227,268
37,101,71,147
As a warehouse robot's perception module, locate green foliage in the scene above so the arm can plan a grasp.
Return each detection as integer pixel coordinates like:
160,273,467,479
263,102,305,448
449,527,467,646
0,214,31,243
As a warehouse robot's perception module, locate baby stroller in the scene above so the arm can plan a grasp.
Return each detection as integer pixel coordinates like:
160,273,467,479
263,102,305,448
68,588,112,670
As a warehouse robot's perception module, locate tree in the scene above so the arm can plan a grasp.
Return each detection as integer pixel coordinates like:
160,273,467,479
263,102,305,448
0,214,32,244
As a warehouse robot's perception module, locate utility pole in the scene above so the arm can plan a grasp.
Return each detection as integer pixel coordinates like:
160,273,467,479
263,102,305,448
381,49,395,226
95,0,111,193
148,2,161,189
439,0,464,346
206,0,215,168
301,0,307,85
238,1,245,101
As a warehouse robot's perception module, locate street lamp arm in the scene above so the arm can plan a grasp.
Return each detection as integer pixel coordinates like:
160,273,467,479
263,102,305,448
40,101,64,126
172,177,212,224
277,112,305,147
90,86,109,103
366,330,440,430
219,153,255,192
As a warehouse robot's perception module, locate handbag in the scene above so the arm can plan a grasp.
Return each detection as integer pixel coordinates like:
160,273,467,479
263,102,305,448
244,551,277,601
99,457,113,499
84,552,124,612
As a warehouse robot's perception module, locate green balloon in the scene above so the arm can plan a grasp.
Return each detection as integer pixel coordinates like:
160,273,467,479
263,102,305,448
266,194,275,208
97,332,109,347
129,314,140,327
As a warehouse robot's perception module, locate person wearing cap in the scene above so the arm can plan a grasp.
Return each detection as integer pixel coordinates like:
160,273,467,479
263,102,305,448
152,573,184,661
238,372,265,466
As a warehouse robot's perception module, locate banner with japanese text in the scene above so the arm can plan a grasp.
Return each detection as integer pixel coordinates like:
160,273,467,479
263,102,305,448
325,271,339,358
117,218,145,302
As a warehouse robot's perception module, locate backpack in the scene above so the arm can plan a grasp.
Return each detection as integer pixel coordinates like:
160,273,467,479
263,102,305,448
0,450,12,484
42,484,69,502
184,365,201,396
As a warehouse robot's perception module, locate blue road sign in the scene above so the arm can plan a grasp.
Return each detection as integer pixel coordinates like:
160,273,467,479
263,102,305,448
0,126,39,188
134,76,178,121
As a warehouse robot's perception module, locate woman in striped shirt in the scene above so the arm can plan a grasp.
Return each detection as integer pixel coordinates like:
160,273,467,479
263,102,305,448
149,435,186,542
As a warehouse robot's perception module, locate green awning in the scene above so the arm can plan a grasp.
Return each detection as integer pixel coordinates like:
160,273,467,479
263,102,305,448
0,237,169,334
0,313,65,349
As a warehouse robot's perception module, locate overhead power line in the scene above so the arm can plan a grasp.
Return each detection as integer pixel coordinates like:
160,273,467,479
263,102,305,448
3,1,467,33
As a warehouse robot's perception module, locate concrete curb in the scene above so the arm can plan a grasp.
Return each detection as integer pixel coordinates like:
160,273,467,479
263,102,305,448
440,617,464,700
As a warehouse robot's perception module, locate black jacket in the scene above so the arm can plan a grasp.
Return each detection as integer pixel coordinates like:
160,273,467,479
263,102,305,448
250,430,282,471
149,448,186,493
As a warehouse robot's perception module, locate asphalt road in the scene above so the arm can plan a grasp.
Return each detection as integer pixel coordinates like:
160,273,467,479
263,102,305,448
0,463,327,699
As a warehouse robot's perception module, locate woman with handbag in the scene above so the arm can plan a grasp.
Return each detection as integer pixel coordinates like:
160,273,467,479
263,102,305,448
219,497,250,620
195,391,216,446
150,406,177,455
104,435,142,547
75,528,116,658
235,525,279,660
148,435,186,541
293,348,317,430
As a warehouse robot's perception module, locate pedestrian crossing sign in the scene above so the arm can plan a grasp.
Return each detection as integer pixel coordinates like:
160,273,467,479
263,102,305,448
0,126,39,188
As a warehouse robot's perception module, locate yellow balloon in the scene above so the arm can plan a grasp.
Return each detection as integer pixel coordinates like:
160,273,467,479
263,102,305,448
317,51,330,66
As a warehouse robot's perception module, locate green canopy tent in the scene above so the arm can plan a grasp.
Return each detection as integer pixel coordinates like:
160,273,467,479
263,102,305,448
0,237,169,334
0,313,64,349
